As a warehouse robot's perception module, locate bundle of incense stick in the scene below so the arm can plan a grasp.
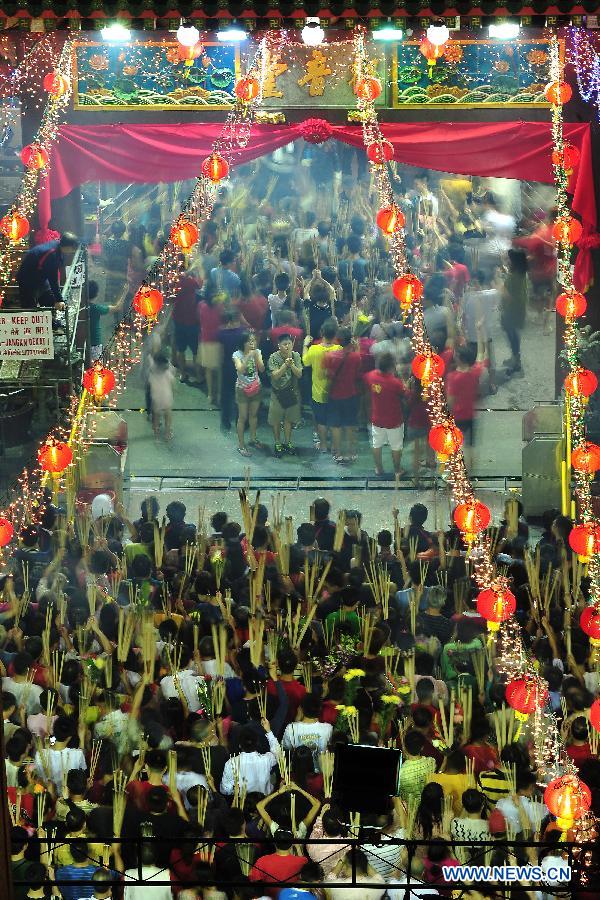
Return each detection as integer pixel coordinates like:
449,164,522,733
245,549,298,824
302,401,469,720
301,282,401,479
79,687,91,722
492,705,514,750
453,579,467,616
42,604,53,667
473,651,486,695
436,569,448,592
111,556,126,603
272,526,291,577
211,624,227,677
166,642,183,678
529,799,545,840
239,488,261,542
15,591,30,629
304,556,331,607
459,686,472,743
501,762,517,794
360,614,376,657
277,749,290,785
437,532,447,570
75,509,93,552
291,604,316,651
367,562,391,620
8,789,21,826
87,583,97,621
35,738,51,781
234,781,248,812
505,497,520,540
404,652,415,692
408,591,418,636
249,618,265,668
271,493,286,530
588,719,599,757
320,751,334,798
117,607,136,663
384,648,401,679
408,536,418,564
249,553,266,615
486,525,502,561
113,770,128,837
267,630,279,664
211,677,225,717
347,708,360,743
45,692,56,738
256,686,268,722
237,843,254,877
168,749,178,795
20,669,36,713
76,624,86,656
333,510,346,553
88,740,103,786
184,543,197,580
58,590,67,627
437,693,454,749
465,756,475,788
301,661,313,693
51,651,65,690
565,608,572,657
404,797,421,840
196,785,209,828
36,789,46,830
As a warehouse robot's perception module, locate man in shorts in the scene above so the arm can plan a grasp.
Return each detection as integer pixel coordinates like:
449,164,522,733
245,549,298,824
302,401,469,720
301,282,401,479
172,264,201,383
363,351,409,477
268,333,303,457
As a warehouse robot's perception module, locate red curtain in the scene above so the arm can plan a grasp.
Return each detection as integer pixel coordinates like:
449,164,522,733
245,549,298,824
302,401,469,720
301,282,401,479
41,119,596,284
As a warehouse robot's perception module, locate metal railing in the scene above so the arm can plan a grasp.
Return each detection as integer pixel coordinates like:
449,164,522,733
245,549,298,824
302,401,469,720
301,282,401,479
12,834,598,893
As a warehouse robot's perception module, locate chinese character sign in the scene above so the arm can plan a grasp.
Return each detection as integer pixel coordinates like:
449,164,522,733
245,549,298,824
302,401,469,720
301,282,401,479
0,311,55,360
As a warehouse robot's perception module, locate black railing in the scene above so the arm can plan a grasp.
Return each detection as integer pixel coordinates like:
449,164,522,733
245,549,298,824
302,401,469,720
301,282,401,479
13,834,598,893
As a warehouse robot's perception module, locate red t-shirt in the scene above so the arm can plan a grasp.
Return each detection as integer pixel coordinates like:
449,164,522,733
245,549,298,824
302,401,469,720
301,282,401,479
444,262,470,298
567,743,594,767
249,852,308,884
267,678,306,724
126,779,173,813
241,293,269,332
172,275,200,326
320,699,340,726
323,349,363,400
197,302,223,343
446,364,483,422
363,370,408,428
463,742,500,775
269,325,304,350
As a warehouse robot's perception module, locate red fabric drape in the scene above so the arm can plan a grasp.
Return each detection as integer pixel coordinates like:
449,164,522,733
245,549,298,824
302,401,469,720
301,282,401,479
41,119,596,284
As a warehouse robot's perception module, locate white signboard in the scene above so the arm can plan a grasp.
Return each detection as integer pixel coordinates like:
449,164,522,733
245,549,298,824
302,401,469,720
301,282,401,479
0,311,55,360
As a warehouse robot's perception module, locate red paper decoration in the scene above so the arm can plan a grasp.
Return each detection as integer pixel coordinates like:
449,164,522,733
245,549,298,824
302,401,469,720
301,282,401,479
366,140,394,165
201,152,230,183
392,274,423,309
565,367,597,400
590,698,600,732
552,142,580,175
544,80,572,105
505,676,548,717
170,218,199,251
552,216,583,245
572,442,600,475
83,364,116,401
376,205,405,236
453,500,491,541
412,352,445,388
556,290,587,319
569,522,600,561
0,517,14,547
544,775,591,828
354,76,382,101
0,211,29,242
420,39,445,65
43,72,70,97
235,76,260,102
133,285,164,319
177,43,203,66
476,586,516,632
21,144,49,170
428,421,463,460
38,439,73,474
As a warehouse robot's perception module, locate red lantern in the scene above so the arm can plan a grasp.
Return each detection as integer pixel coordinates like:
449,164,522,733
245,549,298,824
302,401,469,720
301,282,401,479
556,290,587,320
580,605,600,644
366,140,394,165
21,144,49,170
544,775,591,829
552,142,580,175
453,500,491,544
0,516,14,547
572,442,600,475
43,72,70,97
235,76,260,102
392,274,423,310
590,698,600,732
412,352,445,389
354,76,382,101
506,676,548,719
83,363,116,401
170,218,199,251
38,439,73,474
544,80,572,105
420,39,445,66
565,367,597,400
376,205,405,236
0,211,29,242
569,522,600,561
201,152,229,183
133,285,164,320
428,421,463,461
552,216,583,245
476,586,516,632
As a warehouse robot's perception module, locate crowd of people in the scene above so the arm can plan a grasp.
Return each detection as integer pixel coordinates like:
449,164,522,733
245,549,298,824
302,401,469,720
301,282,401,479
95,149,557,477
2,486,598,899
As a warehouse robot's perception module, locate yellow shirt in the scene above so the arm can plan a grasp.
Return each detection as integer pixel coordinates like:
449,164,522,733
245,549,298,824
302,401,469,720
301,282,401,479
427,772,472,815
302,342,342,403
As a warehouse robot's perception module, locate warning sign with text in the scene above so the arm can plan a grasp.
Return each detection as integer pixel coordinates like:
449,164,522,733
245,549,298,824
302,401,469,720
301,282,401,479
0,311,54,360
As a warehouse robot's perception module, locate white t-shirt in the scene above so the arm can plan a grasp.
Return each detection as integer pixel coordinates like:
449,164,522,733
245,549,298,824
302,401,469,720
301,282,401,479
123,866,174,900
34,746,86,792
282,721,333,758
462,288,500,343
160,669,205,713
2,676,43,715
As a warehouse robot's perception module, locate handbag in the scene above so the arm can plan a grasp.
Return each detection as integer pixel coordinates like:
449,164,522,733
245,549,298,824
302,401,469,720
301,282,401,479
241,379,260,397
273,379,299,408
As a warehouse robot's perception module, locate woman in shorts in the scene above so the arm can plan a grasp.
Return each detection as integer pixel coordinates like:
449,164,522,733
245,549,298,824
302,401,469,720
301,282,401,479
232,331,265,457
